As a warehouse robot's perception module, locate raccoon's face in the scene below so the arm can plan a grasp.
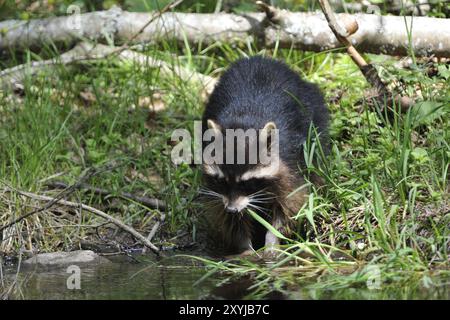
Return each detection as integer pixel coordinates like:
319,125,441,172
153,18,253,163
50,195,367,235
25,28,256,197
202,163,280,214
201,119,281,214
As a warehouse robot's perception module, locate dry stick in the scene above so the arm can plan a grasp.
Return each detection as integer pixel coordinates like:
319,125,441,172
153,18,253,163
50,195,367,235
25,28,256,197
316,1,369,68
316,0,413,112
316,0,351,38
47,181,166,211
317,1,367,65
3,188,160,254
142,213,166,254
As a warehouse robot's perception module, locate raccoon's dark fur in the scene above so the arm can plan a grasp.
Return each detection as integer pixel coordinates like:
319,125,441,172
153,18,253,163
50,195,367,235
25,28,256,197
201,56,329,257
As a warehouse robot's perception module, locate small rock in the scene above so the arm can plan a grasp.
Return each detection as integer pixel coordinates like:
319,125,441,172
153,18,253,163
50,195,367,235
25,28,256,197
357,242,366,250
23,250,110,269
136,93,166,113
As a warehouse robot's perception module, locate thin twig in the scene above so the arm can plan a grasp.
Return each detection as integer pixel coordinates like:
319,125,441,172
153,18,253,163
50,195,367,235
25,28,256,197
318,0,351,38
46,181,166,211
142,213,166,254
3,188,160,255
317,0,369,68
317,0,414,112
0,161,120,234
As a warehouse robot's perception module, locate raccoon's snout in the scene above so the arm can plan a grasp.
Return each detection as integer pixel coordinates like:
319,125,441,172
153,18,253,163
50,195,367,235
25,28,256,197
223,196,249,214
225,207,240,214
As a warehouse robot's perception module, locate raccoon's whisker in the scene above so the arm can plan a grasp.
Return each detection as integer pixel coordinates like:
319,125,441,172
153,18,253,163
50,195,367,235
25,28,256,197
249,189,276,198
247,203,270,213
252,191,276,197
248,202,266,209
249,196,271,200
248,195,277,203
199,189,220,196
199,187,220,194
249,200,271,206
249,189,264,197
252,198,276,203
250,196,277,201
199,189,222,199
247,189,269,197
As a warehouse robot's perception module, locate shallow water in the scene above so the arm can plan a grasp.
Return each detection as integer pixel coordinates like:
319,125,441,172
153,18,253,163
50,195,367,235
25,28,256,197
4,255,219,300
2,255,449,300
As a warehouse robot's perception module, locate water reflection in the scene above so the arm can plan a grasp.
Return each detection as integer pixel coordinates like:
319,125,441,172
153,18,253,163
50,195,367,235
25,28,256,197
2,255,449,300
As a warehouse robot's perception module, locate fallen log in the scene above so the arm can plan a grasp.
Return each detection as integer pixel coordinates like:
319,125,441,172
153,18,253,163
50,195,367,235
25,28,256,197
0,7,449,57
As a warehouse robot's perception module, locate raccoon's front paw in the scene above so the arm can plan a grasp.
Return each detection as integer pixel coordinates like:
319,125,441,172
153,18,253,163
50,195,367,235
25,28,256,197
224,249,261,261
240,249,257,257
262,247,281,262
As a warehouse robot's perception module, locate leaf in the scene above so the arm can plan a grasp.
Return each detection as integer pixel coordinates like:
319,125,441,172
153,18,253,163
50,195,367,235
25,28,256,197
305,194,317,234
437,65,450,80
88,150,105,162
246,209,289,241
411,147,429,164
409,101,446,127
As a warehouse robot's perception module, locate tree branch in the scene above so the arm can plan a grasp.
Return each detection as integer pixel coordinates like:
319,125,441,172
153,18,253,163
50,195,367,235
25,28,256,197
46,181,166,211
317,0,413,111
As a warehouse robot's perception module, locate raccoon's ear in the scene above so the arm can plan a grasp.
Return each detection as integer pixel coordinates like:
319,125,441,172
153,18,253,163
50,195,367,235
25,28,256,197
207,119,221,133
262,122,277,133
260,121,277,154
260,122,277,140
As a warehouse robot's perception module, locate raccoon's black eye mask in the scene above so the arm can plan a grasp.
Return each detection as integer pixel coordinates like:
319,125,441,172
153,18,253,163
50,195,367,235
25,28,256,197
205,174,277,191
204,175,223,187
239,177,278,192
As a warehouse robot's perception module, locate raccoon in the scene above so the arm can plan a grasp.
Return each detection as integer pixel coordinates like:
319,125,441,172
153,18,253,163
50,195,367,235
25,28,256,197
201,56,329,258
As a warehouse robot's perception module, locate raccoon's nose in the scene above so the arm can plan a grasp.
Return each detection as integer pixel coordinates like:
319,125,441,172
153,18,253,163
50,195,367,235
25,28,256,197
225,206,240,214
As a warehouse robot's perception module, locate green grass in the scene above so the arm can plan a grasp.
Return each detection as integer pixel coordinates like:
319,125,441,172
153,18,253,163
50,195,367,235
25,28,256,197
0,5,449,298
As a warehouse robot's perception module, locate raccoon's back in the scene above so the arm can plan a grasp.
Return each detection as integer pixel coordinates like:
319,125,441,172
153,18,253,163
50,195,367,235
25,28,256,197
203,56,329,160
